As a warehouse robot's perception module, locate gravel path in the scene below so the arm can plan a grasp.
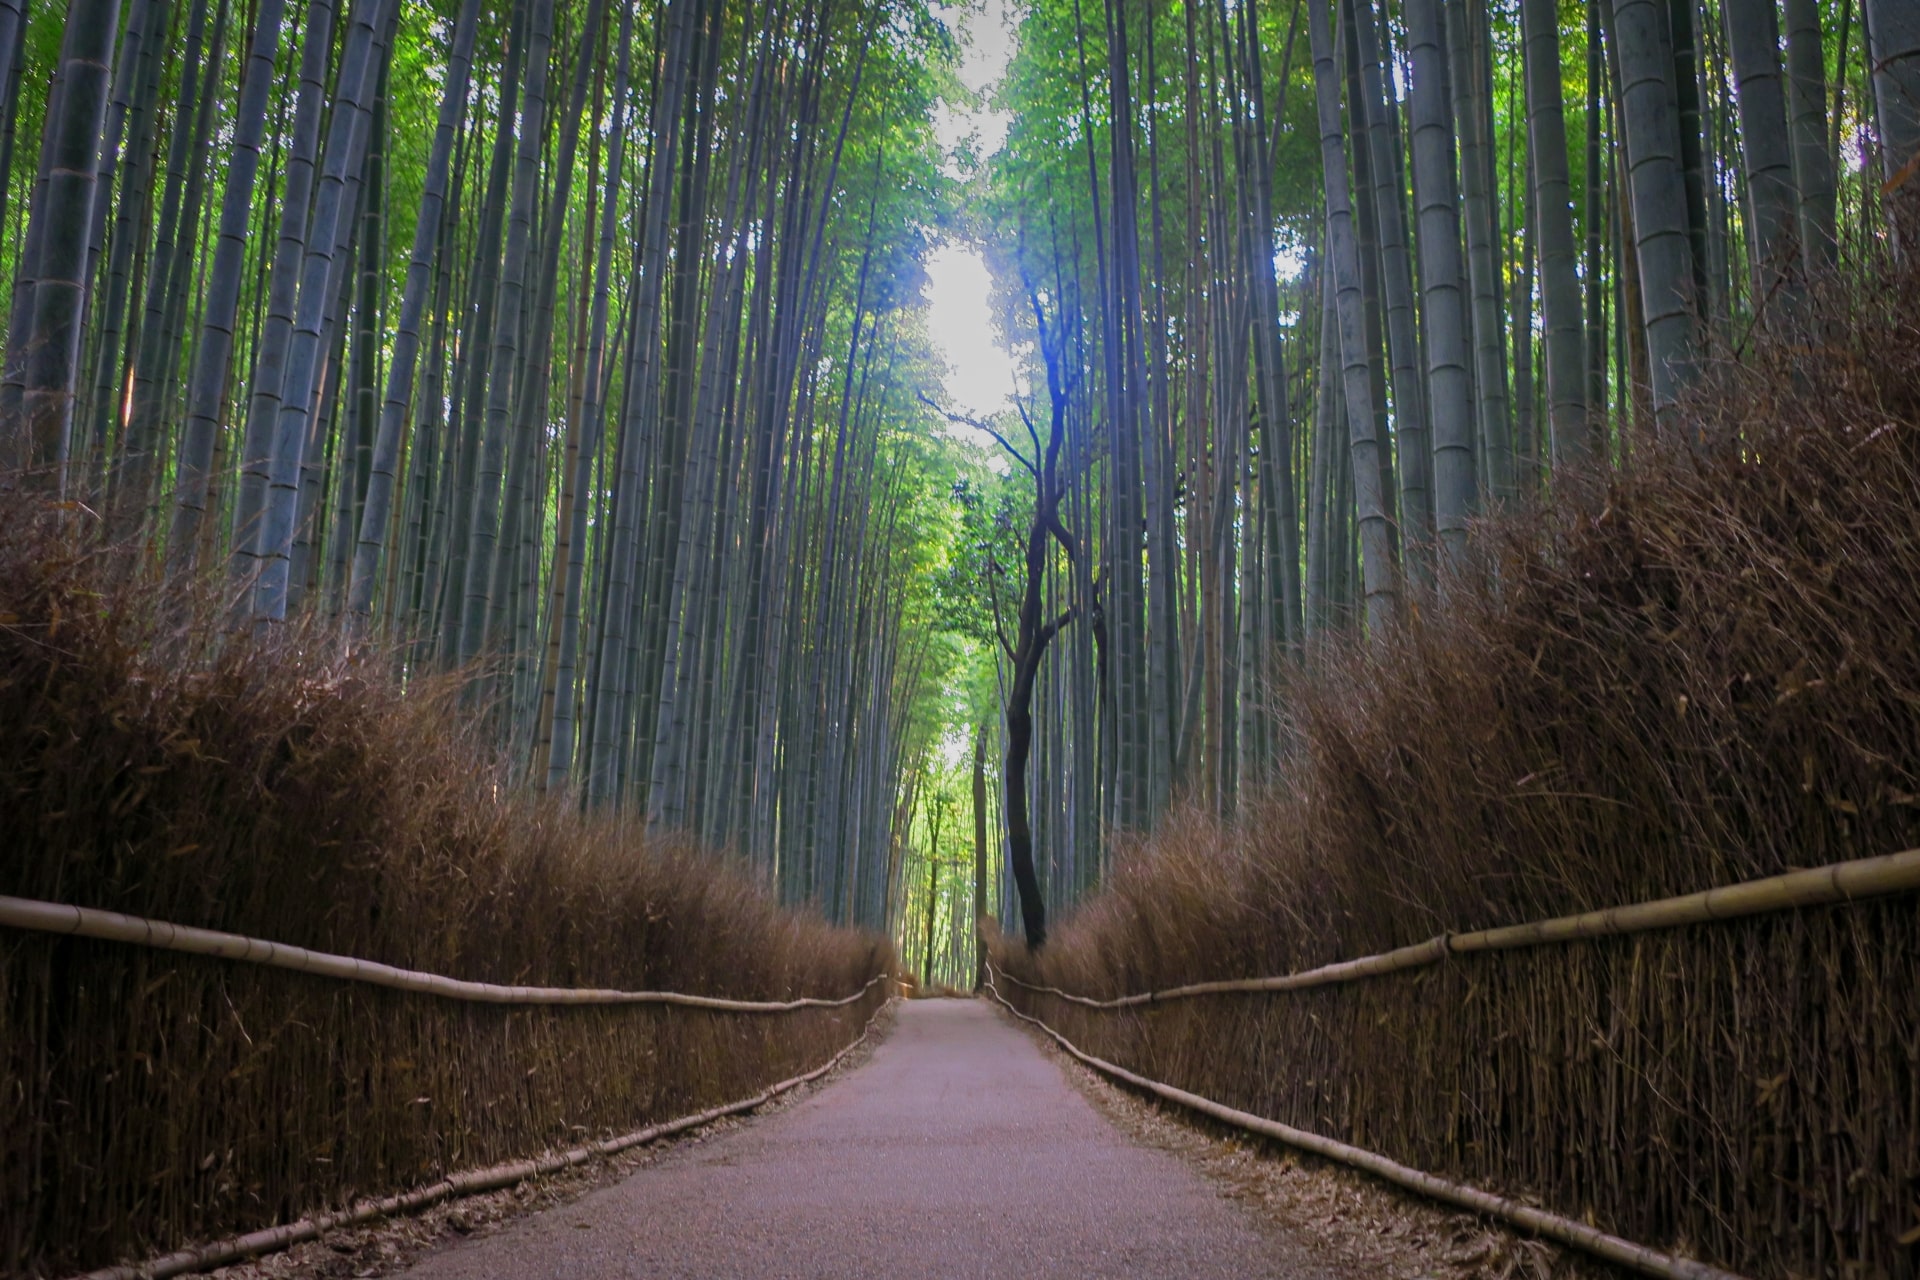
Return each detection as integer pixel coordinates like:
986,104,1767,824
397,998,1347,1279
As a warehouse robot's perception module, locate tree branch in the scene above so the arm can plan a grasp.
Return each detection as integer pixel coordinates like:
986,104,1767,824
1014,392,1044,461
917,390,1038,477
984,557,1017,663
1037,603,1077,648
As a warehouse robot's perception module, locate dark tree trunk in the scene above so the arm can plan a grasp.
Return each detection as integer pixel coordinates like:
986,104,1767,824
1001,293,1081,951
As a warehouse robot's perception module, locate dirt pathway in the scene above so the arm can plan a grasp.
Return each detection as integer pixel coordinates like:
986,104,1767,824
396,998,1350,1279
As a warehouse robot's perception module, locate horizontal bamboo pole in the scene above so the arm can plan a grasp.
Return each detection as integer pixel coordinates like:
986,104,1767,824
999,846,1920,1008
984,973,1748,1280
74,997,895,1280
0,895,884,1011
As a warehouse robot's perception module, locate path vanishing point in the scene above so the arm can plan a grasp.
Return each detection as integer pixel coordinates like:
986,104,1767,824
398,1000,1345,1279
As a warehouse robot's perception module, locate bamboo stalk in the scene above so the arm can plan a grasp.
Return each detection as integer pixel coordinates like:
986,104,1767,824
0,896,886,1011
996,847,1920,1007
984,974,1748,1280
74,997,894,1280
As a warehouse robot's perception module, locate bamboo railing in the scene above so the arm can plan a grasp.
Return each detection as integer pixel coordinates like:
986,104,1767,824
983,971,1745,1280
76,997,894,1280
1,893,893,1276
996,846,1920,1008
987,848,1920,1280
0,895,884,1010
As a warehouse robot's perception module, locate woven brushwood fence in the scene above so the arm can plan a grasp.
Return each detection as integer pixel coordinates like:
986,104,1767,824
0,501,896,1278
0,905,890,1278
995,856,1920,1280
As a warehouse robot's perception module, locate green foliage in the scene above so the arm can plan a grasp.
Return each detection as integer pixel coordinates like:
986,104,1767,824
935,470,1028,650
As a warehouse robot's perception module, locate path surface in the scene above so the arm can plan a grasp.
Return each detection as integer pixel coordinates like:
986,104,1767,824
399,999,1345,1279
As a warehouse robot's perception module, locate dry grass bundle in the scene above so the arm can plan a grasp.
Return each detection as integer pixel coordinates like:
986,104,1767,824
0,517,891,1277
995,259,1920,1278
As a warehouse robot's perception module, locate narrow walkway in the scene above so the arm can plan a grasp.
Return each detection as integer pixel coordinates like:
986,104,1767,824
399,999,1344,1278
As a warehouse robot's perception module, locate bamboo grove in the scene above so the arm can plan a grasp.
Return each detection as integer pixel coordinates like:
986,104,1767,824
963,0,1918,942
0,0,976,930
1,0,1918,954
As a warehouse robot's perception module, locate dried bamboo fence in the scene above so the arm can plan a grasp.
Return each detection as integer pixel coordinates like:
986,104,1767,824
993,849,1920,1279
983,972,1744,1280
76,998,893,1280
1,900,892,1278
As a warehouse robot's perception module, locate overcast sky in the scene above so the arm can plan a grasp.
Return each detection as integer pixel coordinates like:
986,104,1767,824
926,0,1018,423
